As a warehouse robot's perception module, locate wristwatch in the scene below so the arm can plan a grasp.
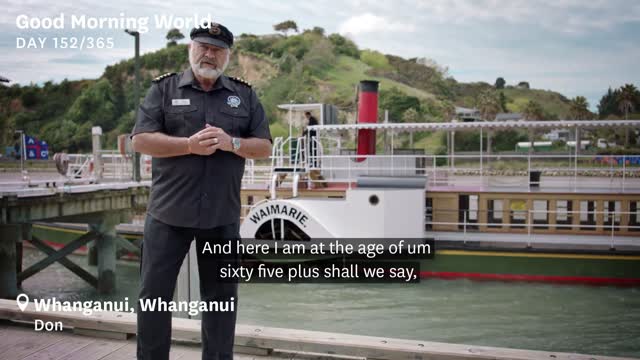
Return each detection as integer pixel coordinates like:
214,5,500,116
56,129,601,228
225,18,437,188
231,137,241,152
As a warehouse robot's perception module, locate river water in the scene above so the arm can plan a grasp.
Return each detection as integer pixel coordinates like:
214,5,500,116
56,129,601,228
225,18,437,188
19,248,640,358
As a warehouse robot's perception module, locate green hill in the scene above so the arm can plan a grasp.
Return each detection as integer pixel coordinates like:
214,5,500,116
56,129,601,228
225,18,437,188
0,29,580,154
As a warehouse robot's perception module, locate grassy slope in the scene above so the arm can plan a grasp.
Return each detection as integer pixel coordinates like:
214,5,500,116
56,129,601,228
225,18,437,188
323,56,436,101
503,88,571,118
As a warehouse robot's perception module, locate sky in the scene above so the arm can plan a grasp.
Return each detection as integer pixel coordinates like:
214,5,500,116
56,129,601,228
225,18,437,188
2,0,639,110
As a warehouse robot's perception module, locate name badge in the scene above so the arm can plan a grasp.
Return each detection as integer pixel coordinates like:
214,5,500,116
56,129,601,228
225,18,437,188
172,99,191,106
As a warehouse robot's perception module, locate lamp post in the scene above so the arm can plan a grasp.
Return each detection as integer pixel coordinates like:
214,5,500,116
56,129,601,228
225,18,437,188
125,29,141,182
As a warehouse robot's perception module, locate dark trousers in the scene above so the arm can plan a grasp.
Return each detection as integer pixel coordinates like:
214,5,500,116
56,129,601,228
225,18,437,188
137,215,239,360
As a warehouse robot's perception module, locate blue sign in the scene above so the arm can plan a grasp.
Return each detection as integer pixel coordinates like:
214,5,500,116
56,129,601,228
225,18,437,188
23,135,49,160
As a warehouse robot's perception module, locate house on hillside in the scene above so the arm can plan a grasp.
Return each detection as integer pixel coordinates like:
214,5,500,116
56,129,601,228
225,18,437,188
455,106,482,122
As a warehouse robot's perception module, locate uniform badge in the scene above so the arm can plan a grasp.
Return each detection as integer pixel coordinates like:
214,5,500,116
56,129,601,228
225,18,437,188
209,23,221,35
227,96,241,108
172,99,191,106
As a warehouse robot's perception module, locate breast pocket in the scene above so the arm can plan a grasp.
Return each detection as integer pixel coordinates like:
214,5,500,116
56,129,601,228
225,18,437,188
218,107,250,137
165,105,198,136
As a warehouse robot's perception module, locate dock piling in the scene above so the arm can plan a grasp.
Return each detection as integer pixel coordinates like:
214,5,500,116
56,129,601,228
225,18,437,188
91,213,120,294
0,224,20,298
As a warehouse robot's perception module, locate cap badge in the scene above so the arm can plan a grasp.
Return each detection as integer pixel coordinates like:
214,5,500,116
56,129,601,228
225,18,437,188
227,95,241,108
209,23,221,35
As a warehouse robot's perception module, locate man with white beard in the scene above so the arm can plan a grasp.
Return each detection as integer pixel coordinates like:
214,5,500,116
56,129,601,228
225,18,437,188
130,22,272,360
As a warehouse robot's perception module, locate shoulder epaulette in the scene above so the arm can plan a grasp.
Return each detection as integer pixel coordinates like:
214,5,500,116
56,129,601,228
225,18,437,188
228,76,252,88
152,72,176,83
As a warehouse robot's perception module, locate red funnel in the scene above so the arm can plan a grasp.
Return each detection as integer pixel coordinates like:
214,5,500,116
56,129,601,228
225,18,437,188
356,80,379,162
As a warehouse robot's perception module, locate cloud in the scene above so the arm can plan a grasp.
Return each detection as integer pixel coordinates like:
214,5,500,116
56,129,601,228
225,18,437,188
412,0,640,34
338,13,416,36
49,53,105,64
0,47,132,84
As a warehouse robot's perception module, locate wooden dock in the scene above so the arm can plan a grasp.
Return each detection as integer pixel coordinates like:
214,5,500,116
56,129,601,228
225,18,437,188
0,299,636,360
0,321,271,360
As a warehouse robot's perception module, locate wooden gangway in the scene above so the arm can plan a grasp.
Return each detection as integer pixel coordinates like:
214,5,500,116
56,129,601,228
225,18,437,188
0,299,635,360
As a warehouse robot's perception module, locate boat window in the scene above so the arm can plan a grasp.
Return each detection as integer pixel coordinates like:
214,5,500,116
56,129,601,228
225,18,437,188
458,194,478,230
630,201,640,232
510,199,527,228
488,199,503,227
469,195,478,221
533,200,548,229
425,197,433,231
579,200,596,230
603,200,621,229
555,200,573,228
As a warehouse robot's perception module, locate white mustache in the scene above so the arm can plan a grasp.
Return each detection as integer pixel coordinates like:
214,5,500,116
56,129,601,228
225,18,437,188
199,57,217,66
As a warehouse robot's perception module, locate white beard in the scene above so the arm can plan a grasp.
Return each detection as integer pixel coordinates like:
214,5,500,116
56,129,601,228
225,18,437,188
189,49,229,80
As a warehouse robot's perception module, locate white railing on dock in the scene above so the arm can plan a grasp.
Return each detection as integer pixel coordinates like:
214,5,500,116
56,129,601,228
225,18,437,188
6,144,639,193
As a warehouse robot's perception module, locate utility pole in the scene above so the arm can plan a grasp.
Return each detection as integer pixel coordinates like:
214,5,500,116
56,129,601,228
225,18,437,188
125,29,141,182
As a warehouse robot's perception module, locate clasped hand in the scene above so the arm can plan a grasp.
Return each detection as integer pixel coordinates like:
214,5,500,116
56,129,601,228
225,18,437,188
187,124,232,155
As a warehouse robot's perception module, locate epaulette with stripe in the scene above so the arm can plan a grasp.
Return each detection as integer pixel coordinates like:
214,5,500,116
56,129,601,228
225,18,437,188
152,72,176,83
228,76,252,88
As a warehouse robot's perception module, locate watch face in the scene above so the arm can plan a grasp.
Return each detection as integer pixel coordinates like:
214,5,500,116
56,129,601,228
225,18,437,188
232,138,241,150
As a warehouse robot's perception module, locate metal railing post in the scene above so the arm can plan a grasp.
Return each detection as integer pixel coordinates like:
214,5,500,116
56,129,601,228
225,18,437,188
622,155,626,191
610,215,615,249
527,210,532,248
463,211,467,244
348,157,352,190
432,155,436,186
527,152,531,191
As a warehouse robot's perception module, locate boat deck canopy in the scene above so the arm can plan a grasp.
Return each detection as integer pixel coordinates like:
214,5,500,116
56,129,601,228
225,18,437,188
309,120,640,132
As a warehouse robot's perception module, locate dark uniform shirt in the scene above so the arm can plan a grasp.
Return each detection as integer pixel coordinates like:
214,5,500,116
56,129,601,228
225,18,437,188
131,68,271,229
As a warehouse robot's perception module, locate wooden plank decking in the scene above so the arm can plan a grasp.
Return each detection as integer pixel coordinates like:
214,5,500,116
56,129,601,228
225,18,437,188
0,321,281,360
0,299,635,360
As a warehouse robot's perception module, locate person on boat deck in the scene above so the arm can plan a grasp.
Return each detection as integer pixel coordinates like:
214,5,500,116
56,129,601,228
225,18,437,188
130,21,272,360
302,111,326,187
302,111,319,164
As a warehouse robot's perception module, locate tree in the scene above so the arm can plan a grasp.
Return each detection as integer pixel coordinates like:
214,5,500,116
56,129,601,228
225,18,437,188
597,87,620,119
65,79,117,131
495,77,506,89
401,108,420,123
415,57,449,77
498,91,508,112
273,20,299,37
379,87,421,121
617,83,639,146
569,96,591,120
476,90,501,121
523,100,545,120
517,81,530,89
618,83,638,119
328,33,359,57
310,26,325,36
165,28,184,47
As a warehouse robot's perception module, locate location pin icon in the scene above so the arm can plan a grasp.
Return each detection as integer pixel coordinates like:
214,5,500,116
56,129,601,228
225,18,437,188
16,293,29,312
